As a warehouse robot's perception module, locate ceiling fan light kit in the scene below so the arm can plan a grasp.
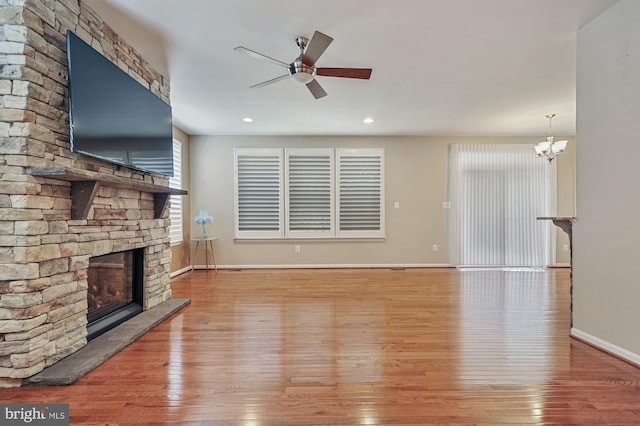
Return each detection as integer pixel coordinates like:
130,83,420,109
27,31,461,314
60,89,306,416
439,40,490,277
288,62,315,84
234,30,372,99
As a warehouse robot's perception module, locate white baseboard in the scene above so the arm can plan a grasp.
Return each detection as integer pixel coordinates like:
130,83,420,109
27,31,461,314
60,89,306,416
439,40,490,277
170,265,192,278
191,263,453,270
571,328,640,366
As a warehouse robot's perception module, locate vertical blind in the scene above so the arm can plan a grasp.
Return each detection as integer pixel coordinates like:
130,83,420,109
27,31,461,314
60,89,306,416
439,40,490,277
449,144,553,267
168,139,183,245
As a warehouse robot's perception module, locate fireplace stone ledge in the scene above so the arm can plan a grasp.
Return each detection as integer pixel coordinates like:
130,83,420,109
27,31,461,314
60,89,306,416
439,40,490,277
23,298,191,386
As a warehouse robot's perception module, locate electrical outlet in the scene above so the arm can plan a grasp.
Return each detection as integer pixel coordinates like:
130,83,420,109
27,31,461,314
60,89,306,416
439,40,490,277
563,244,569,252
442,202,451,209
294,245,301,253
394,201,400,209
432,244,438,252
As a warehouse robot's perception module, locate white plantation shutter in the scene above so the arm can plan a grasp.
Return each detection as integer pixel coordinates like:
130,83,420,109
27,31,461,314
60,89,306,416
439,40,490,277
168,139,183,245
234,147,384,240
286,149,334,238
130,150,174,176
337,148,384,238
234,148,284,238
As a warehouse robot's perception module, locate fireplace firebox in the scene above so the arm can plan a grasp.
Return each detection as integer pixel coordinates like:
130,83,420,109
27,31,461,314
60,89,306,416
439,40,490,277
86,249,144,340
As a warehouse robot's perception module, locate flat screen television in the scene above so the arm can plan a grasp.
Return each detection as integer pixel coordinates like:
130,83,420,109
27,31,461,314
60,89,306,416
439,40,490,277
66,30,173,176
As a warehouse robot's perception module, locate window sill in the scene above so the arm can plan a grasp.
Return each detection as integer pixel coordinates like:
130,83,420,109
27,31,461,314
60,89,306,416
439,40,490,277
233,237,385,243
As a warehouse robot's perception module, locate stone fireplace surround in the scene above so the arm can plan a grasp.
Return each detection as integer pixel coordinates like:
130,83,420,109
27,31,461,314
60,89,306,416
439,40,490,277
0,0,184,387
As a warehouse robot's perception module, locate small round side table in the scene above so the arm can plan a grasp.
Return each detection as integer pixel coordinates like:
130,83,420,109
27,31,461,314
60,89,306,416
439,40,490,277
191,237,218,272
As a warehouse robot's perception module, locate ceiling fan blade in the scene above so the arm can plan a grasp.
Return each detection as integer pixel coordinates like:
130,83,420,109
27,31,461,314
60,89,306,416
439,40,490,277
250,74,290,88
302,31,333,66
234,46,289,68
306,79,327,99
316,67,372,79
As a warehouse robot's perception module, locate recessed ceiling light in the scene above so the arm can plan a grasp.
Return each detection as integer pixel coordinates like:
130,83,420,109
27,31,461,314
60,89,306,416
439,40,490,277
363,117,374,124
242,117,254,123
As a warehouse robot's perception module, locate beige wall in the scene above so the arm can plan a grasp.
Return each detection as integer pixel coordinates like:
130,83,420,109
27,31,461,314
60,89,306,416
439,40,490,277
170,127,192,274
573,0,640,362
555,134,576,264
186,135,575,268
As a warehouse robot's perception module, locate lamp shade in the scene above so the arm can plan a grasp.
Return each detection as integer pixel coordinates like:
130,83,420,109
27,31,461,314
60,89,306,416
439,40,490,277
194,209,213,224
552,139,568,154
534,141,551,156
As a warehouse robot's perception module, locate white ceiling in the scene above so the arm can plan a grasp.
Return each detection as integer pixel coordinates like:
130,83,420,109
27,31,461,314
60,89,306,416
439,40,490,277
84,0,617,137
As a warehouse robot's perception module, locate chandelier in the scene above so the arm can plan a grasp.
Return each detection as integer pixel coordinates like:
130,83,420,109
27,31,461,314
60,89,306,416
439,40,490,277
534,114,568,163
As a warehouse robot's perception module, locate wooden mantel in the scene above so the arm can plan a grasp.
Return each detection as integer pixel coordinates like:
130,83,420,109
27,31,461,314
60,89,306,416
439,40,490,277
27,166,188,220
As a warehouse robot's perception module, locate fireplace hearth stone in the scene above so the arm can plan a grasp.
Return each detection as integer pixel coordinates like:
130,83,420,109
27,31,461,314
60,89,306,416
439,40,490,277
23,298,190,386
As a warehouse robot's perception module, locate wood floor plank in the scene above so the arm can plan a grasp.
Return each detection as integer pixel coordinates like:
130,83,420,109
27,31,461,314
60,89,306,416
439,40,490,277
2,268,640,424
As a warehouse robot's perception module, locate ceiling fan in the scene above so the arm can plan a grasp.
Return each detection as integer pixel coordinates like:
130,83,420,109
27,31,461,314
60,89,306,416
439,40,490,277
234,31,372,99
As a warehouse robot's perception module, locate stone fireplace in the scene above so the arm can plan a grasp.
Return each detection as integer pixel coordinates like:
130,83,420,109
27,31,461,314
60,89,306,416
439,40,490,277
0,0,182,387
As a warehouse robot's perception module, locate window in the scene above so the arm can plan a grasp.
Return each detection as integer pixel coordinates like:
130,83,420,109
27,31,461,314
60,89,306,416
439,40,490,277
448,144,553,266
235,148,284,239
169,139,183,245
286,148,334,238
234,147,384,239
337,148,384,238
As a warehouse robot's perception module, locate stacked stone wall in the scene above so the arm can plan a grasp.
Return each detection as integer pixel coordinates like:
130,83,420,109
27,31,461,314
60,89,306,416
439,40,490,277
0,0,173,387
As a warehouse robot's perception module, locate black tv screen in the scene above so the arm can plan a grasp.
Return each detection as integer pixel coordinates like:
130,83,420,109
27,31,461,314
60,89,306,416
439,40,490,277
66,30,173,176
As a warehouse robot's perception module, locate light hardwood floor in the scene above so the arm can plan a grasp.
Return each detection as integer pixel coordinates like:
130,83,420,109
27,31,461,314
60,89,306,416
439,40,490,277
3,268,640,425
